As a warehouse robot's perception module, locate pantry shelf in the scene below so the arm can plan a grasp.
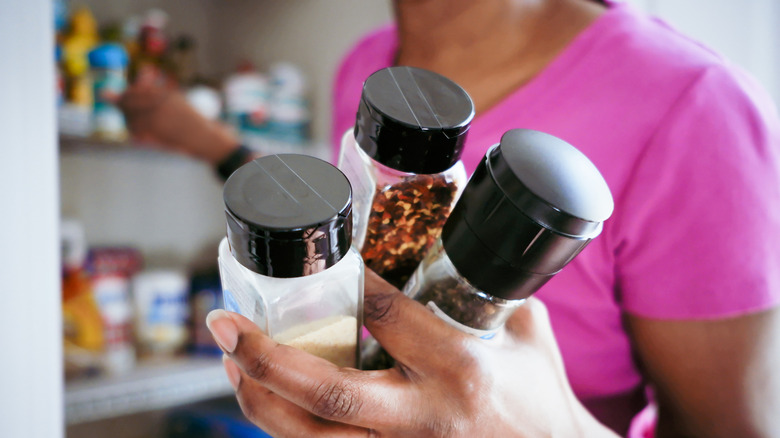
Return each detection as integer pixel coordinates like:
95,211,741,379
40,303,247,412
65,357,233,425
59,133,329,160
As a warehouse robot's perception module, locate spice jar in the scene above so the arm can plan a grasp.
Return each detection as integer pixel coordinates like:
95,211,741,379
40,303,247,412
338,66,473,289
218,154,364,368
361,129,614,367
87,43,129,141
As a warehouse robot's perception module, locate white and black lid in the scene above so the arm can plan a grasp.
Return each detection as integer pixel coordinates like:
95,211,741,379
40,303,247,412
223,154,353,278
441,129,614,300
354,66,474,174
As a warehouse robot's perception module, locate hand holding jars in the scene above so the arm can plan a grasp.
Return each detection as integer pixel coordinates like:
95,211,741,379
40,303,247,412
206,270,618,438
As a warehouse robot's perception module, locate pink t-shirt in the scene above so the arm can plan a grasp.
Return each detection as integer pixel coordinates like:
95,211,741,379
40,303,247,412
332,1,780,434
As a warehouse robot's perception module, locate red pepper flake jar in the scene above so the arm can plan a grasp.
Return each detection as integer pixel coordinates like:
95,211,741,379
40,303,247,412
338,66,473,289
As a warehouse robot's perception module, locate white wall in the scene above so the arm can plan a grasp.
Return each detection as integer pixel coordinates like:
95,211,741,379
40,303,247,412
640,0,780,103
0,0,62,437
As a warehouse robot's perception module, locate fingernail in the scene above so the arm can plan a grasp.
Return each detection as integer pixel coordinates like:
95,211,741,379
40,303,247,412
206,309,238,353
223,355,241,390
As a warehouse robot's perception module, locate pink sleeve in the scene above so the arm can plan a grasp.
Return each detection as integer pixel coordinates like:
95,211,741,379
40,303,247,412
613,64,780,319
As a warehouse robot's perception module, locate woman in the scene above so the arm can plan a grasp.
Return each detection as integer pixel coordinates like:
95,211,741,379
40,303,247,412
123,0,780,436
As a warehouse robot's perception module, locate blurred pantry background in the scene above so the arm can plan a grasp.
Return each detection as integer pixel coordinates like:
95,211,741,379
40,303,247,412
0,1,778,437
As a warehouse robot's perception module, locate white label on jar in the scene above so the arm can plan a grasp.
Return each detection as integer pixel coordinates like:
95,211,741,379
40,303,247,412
426,301,498,340
218,255,263,324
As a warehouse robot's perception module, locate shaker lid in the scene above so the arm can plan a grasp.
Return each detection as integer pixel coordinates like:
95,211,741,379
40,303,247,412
495,129,614,232
354,66,474,174
441,129,614,300
88,43,129,68
223,154,353,278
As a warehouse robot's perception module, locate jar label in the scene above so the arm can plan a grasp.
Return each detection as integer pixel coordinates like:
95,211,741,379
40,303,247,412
218,255,265,328
426,301,497,340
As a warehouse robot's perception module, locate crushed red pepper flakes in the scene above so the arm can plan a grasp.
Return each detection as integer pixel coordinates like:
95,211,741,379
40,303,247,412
360,174,458,289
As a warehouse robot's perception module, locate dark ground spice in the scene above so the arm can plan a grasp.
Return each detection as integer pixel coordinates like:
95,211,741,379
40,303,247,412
412,277,510,331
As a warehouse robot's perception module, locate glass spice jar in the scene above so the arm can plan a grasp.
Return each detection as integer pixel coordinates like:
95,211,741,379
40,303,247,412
338,66,473,290
361,129,614,367
218,154,364,368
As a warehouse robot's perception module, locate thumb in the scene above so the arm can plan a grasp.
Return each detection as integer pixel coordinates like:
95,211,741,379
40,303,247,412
504,297,553,341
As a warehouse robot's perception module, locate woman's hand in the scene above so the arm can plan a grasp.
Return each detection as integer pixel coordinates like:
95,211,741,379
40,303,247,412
117,70,239,165
206,270,617,438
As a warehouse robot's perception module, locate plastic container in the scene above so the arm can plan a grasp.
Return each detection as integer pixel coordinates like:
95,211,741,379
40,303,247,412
218,154,364,368
223,62,270,137
362,129,614,367
88,43,129,140
131,269,190,357
338,66,473,289
188,271,223,356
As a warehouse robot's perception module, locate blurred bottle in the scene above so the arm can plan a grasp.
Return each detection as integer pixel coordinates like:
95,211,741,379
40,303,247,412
88,43,129,141
61,219,104,379
61,6,98,107
132,270,190,358
188,270,223,356
53,0,68,36
223,60,270,137
121,15,142,64
186,85,222,121
87,247,143,376
266,62,310,145
58,6,98,136
132,8,172,85
170,35,198,87
55,45,64,107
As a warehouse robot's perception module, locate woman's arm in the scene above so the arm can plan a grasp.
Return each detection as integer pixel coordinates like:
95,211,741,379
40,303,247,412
626,308,780,437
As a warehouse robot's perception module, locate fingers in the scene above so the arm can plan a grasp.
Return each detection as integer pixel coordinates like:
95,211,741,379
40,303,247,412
223,356,374,438
118,86,171,114
362,269,471,372
209,310,418,429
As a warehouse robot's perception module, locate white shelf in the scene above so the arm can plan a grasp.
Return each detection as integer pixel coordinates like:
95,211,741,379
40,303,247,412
65,357,233,425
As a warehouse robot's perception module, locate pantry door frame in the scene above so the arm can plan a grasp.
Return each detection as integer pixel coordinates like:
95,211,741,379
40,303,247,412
0,0,62,437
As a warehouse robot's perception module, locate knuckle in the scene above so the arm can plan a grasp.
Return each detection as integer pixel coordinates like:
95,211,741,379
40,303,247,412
242,350,275,383
364,290,402,326
306,376,363,420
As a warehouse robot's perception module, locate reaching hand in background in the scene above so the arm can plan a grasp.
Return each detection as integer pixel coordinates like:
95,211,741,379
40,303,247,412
117,68,240,166
206,270,618,438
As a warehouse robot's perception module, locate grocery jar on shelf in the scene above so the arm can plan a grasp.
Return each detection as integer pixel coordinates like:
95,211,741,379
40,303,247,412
218,154,364,368
338,66,474,289
88,43,129,141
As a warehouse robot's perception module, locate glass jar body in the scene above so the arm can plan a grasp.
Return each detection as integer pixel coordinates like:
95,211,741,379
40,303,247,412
404,239,525,339
337,130,467,289
217,237,364,368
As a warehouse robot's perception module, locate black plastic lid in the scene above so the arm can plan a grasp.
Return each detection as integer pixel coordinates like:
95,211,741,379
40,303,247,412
354,66,474,174
441,129,614,300
223,154,353,278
